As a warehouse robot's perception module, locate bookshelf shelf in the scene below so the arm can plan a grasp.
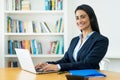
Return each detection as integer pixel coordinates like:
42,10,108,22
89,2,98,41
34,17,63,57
5,33,64,36
5,54,64,58
3,0,67,68
31,54,64,58
4,10,64,14
5,55,17,58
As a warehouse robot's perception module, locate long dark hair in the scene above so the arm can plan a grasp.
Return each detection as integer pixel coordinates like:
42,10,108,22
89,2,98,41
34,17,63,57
75,4,100,34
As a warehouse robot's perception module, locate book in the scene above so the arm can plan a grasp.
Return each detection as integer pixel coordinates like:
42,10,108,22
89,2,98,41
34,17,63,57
21,0,31,10
37,42,42,54
24,40,31,52
45,0,49,10
8,61,18,67
7,16,12,32
31,39,37,55
58,38,64,54
57,17,62,32
8,40,13,55
12,40,19,54
51,0,55,10
40,22,51,33
44,22,51,32
12,61,18,67
32,21,37,33
58,0,63,10
50,41,58,54
69,69,106,78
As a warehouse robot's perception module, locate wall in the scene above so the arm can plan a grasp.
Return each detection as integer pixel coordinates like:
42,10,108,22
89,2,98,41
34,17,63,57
67,0,120,72
0,0,5,68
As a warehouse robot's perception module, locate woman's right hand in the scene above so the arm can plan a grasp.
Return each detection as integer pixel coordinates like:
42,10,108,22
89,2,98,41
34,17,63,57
35,62,47,70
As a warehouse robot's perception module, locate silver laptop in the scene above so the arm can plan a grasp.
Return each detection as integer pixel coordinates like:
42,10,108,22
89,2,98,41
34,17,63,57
15,48,56,74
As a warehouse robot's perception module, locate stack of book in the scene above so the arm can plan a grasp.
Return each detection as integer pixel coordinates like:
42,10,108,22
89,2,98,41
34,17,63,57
21,0,31,10
8,61,18,67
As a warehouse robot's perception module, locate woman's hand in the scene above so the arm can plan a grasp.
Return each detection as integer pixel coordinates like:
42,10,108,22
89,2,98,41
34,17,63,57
42,64,59,72
35,62,47,70
35,62,59,72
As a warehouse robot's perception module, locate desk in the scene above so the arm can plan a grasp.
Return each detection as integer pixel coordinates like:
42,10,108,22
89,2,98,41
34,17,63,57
0,68,120,80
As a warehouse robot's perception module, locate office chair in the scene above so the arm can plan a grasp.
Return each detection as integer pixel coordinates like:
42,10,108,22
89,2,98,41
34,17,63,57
99,58,110,70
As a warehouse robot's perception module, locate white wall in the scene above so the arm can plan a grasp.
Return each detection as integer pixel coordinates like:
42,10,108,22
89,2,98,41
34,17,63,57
67,0,120,72
0,0,5,68
107,59,120,72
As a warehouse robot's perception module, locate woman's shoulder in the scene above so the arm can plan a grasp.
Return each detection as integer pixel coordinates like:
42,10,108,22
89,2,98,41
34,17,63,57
93,31,109,41
72,36,79,41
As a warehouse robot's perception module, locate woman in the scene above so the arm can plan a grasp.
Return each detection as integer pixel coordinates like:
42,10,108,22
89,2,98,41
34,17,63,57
35,4,109,72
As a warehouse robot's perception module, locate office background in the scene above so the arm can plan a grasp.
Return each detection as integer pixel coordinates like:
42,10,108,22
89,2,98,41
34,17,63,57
0,0,120,72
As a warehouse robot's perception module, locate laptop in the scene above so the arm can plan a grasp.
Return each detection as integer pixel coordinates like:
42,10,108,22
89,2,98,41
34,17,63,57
15,48,56,74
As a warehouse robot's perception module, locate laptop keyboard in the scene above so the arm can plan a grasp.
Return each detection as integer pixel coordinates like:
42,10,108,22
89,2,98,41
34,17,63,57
36,69,56,73
36,69,43,72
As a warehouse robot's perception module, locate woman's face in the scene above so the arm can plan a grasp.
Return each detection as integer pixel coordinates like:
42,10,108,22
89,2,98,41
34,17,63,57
75,10,91,31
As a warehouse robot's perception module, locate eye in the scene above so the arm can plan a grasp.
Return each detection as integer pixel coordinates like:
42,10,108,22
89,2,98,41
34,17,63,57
75,15,86,20
75,16,79,20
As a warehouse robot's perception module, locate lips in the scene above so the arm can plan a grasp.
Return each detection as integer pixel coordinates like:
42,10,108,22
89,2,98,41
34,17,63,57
78,22,85,27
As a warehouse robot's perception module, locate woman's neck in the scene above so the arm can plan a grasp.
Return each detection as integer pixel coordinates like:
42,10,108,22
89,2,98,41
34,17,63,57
82,30,93,39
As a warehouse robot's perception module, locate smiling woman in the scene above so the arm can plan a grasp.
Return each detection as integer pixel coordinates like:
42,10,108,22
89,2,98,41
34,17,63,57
35,4,109,72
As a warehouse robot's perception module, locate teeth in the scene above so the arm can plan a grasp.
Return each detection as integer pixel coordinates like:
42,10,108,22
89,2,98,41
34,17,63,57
79,24,83,27
79,22,84,26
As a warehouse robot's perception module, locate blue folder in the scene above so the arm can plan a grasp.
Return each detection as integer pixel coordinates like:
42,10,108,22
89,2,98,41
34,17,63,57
69,69,106,78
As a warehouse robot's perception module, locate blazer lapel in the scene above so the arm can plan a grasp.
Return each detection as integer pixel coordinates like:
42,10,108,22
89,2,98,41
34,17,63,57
70,37,79,62
77,32,99,61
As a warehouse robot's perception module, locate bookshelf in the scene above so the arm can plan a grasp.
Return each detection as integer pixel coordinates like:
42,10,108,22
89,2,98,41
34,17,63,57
3,0,67,67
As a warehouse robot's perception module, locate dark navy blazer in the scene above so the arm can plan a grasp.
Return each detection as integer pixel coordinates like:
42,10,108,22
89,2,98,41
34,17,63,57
48,32,109,71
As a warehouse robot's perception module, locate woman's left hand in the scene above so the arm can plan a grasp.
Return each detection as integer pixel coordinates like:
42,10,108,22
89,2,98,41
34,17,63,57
41,64,59,72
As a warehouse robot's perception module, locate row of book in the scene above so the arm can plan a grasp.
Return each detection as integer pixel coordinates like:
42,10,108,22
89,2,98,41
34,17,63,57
45,0,63,10
8,39,42,55
7,0,31,11
7,16,64,33
8,38,64,55
8,61,18,67
6,0,63,11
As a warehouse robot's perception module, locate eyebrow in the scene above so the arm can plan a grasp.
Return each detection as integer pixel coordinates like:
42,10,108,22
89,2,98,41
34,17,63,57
76,14,87,18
